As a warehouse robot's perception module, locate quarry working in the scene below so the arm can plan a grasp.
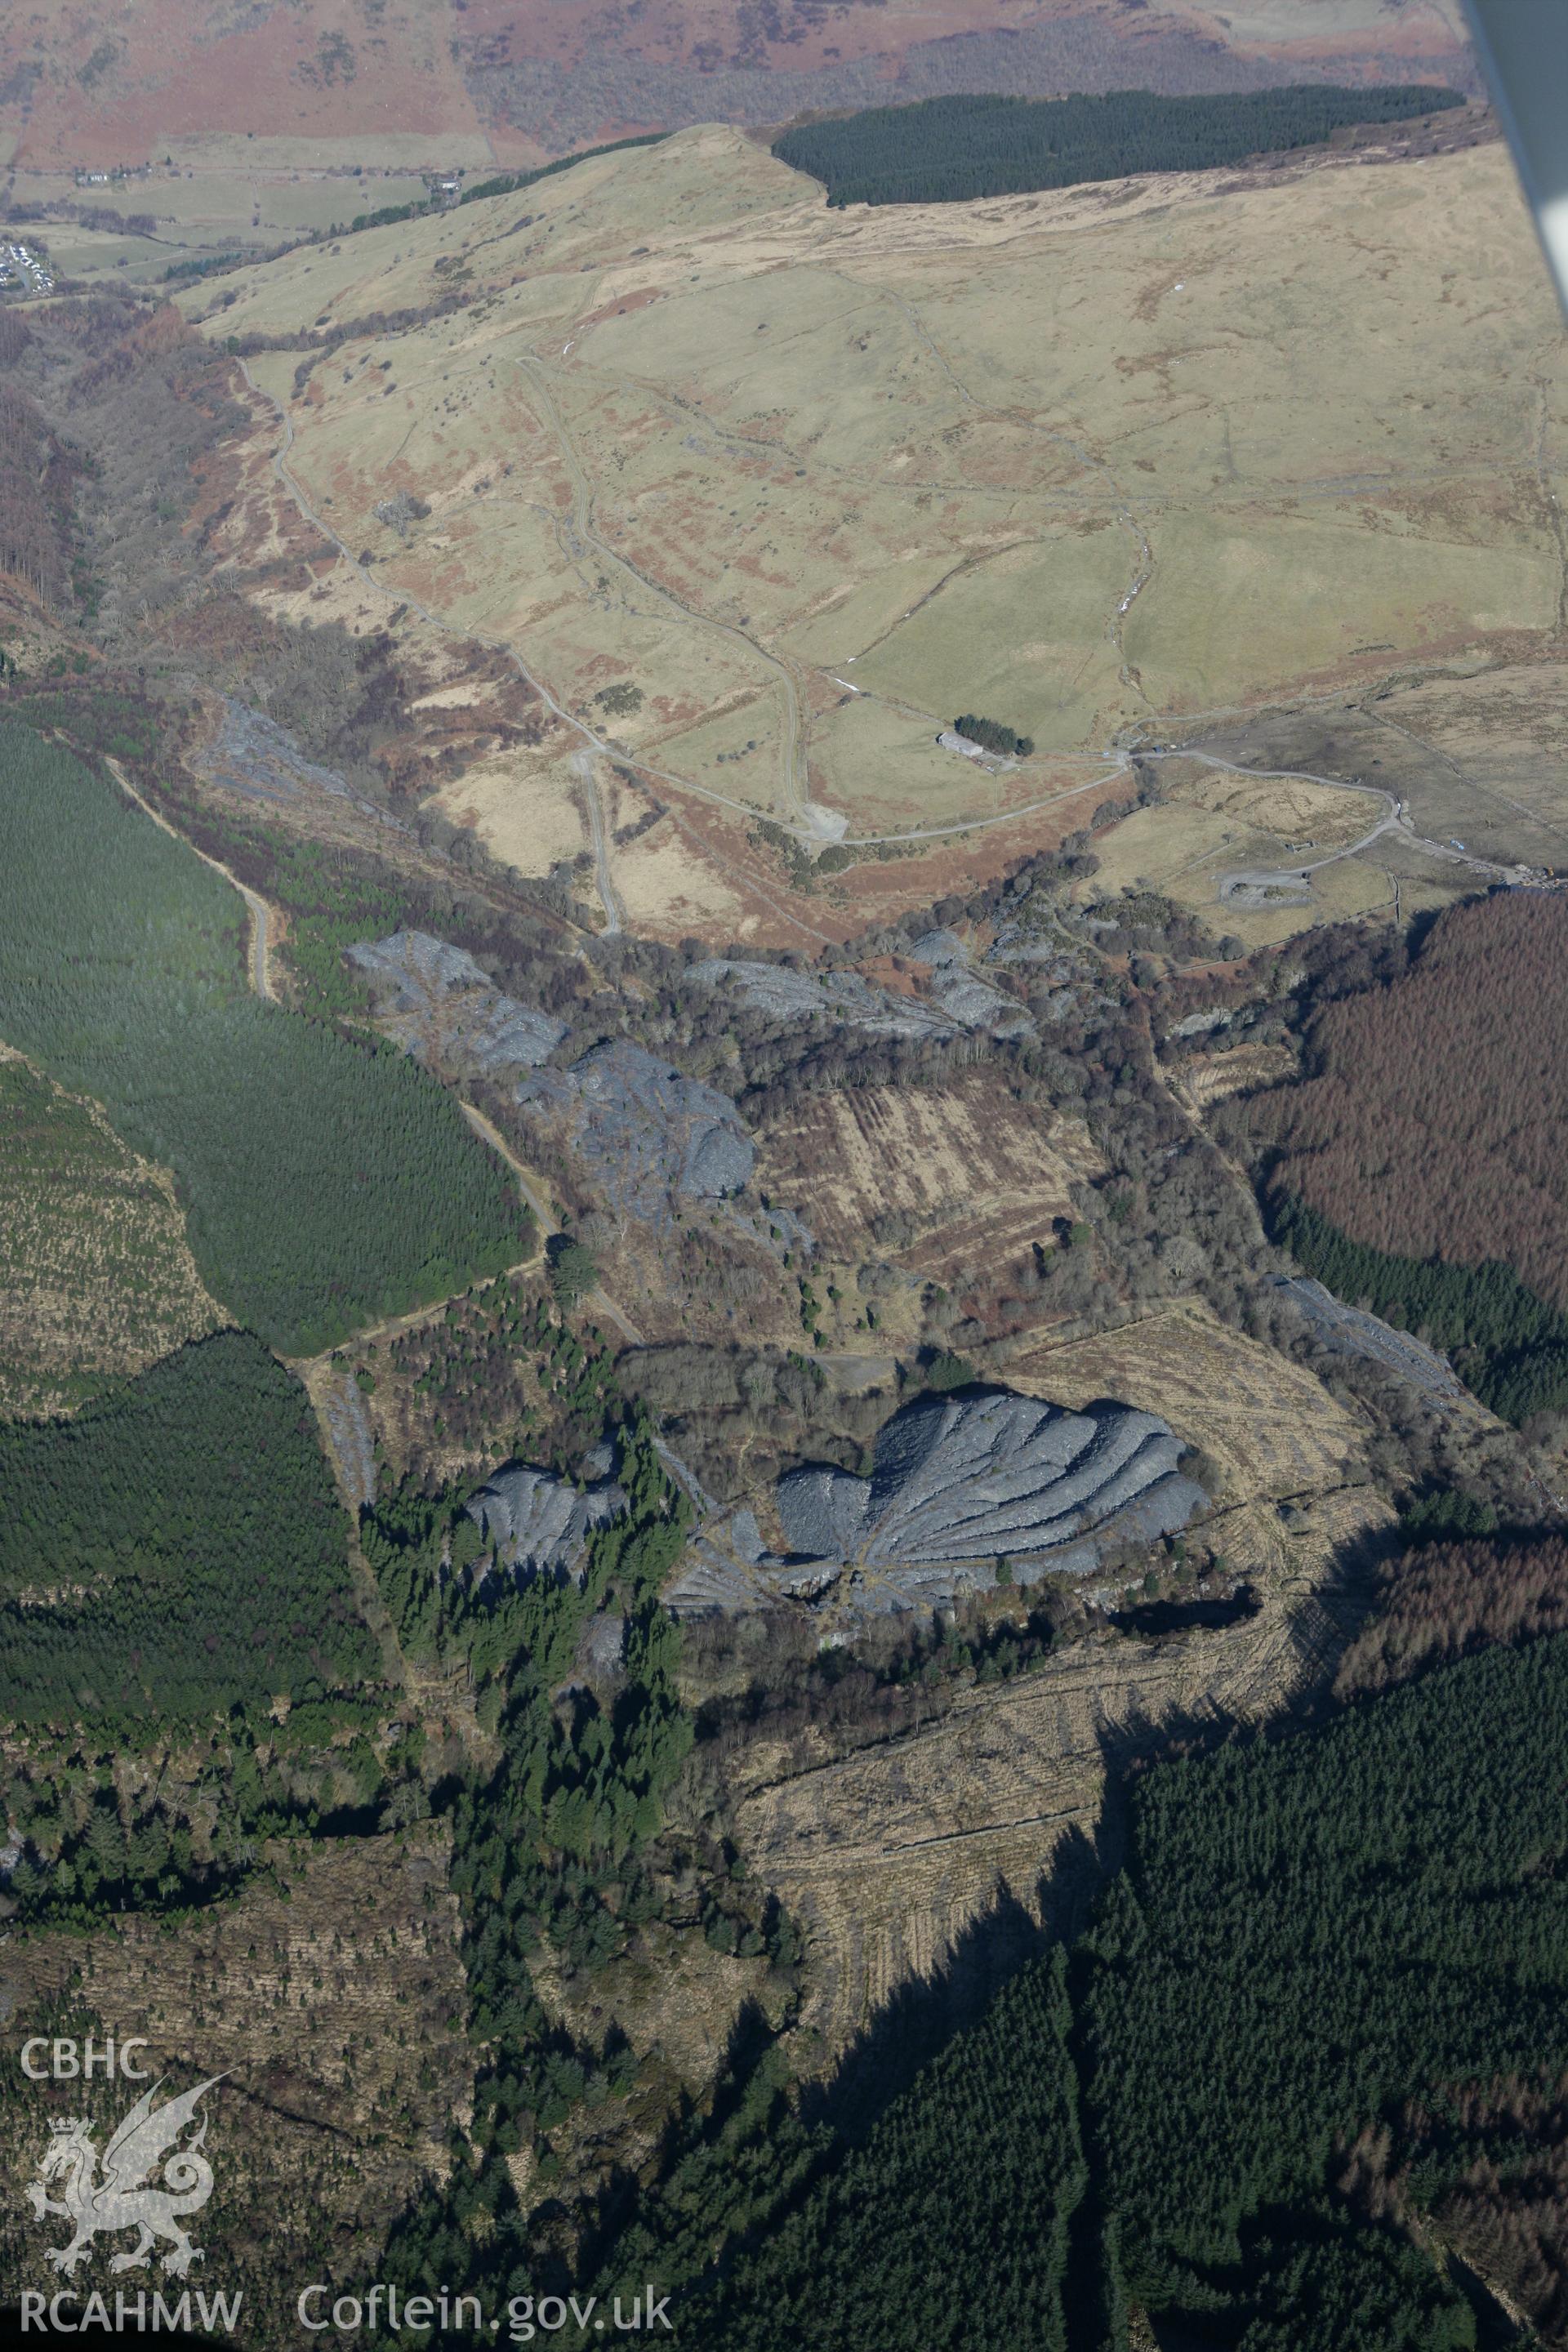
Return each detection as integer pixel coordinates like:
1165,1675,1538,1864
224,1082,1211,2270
465,1461,626,1586
516,1039,755,1226
349,930,568,1075
666,1385,1207,1626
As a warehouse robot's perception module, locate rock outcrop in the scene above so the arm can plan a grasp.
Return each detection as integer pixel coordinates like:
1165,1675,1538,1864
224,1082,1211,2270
465,1462,626,1585
1268,1274,1468,1406
515,1039,753,1224
348,930,568,1076
688,951,1029,1040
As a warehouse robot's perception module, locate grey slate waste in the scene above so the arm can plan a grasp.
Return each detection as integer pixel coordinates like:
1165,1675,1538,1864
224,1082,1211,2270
516,1039,754,1224
347,930,568,1075
1267,1274,1468,1406
465,1463,626,1586
906,929,1034,1037
664,1385,1208,1624
688,957,955,1040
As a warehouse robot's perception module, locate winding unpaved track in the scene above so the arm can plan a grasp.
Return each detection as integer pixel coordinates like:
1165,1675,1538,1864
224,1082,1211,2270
237,359,842,893
105,748,647,1359
521,356,836,838
237,361,1531,899
104,755,278,998
571,747,626,936
458,1100,645,1348
1138,751,1532,900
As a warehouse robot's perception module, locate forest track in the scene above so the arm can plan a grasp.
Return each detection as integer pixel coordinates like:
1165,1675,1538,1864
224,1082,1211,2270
571,747,626,936
102,755,278,999
457,1100,646,1347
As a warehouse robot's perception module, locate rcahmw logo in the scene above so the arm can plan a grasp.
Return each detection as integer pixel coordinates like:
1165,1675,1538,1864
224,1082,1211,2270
17,2038,243,2333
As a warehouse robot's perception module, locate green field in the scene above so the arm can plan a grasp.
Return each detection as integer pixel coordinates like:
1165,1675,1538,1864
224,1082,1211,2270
0,724,528,1352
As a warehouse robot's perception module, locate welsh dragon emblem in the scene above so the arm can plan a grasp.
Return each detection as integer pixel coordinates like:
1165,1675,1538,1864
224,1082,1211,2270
27,2076,224,2278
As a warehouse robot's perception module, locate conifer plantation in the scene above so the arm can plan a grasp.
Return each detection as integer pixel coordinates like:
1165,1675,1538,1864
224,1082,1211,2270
0,724,529,1353
774,85,1463,209
699,1630,1568,2349
1262,894,1568,1311
1252,892,1568,1418
0,1330,376,1726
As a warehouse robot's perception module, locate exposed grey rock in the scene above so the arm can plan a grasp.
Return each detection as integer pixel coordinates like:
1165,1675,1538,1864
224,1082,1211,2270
776,1464,872,1561
318,1364,376,1512
728,1200,816,1259
688,957,953,1041
906,928,969,967
782,1388,1200,1569
1172,1006,1235,1038
198,699,352,807
465,1462,626,1585
347,931,568,1076
728,1509,764,1564
577,1612,626,1677
516,1039,754,1225
986,928,1078,974
1268,1275,1468,1406
908,928,1034,1036
691,947,1029,1039
666,1386,1208,1624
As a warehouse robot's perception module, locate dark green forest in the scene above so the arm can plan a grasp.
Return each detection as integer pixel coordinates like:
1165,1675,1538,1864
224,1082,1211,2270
376,1414,710,2295
773,85,1463,208
1272,1192,1568,1423
0,1330,376,1729
0,723,529,1352
955,711,1034,759
691,1631,1568,2350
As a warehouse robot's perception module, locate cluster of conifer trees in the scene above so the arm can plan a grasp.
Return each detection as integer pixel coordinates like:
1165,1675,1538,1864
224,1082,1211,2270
1272,1193,1568,1423
695,1626,1568,2347
954,711,1034,758
773,85,1463,208
1258,892,1568,1317
0,724,528,1352
0,1332,376,1726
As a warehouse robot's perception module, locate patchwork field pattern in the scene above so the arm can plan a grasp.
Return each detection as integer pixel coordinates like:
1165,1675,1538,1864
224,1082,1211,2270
185,123,1563,928
756,1072,1103,1280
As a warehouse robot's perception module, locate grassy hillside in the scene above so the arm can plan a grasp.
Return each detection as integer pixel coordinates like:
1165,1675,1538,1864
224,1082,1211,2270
0,1049,220,1415
774,84,1464,207
182,125,1559,931
0,723,529,1352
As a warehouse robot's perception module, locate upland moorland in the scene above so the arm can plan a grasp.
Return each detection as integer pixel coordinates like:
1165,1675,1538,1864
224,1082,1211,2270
176,111,1568,942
